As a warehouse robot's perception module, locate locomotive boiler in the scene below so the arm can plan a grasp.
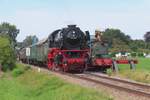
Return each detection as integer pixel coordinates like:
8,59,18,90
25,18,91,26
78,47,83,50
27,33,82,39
48,25,89,50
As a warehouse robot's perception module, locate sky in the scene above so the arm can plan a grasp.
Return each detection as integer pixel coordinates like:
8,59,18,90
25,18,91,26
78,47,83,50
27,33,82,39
0,0,150,42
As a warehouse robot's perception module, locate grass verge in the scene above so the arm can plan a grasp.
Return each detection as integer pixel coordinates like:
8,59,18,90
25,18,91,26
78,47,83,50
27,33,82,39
0,63,113,100
109,58,150,84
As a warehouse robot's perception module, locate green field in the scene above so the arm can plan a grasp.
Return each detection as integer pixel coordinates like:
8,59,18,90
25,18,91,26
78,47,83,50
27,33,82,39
115,58,150,83
0,63,112,100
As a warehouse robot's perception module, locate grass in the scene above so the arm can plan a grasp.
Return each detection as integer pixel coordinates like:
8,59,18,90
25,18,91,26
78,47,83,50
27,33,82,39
113,58,150,84
0,63,112,100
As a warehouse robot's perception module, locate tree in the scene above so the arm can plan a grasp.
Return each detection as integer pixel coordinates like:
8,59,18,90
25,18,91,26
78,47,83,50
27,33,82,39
0,22,19,48
102,28,131,52
103,28,131,45
129,40,146,52
110,38,131,52
0,22,19,71
144,32,150,43
0,36,16,71
22,35,38,47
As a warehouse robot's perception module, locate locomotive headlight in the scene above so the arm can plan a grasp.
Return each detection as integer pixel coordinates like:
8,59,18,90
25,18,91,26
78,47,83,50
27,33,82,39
72,31,76,39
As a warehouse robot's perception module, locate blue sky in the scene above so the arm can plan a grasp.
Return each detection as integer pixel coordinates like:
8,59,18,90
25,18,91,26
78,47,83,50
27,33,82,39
0,0,150,41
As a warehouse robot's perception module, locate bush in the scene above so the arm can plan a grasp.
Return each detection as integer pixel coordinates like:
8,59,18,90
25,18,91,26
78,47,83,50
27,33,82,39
11,64,32,77
24,65,31,71
0,36,16,71
138,52,144,57
131,52,137,57
109,52,116,57
12,68,24,77
1,63,16,72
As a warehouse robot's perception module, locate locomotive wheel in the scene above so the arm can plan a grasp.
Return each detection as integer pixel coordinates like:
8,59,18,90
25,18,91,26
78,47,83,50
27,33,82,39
52,63,64,72
79,69,84,73
63,66,69,72
57,66,64,72
51,63,55,71
47,59,53,70
84,64,88,72
52,63,57,71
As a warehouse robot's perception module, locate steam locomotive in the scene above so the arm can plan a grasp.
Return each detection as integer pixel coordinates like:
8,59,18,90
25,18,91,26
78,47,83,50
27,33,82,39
20,25,90,72
47,25,90,72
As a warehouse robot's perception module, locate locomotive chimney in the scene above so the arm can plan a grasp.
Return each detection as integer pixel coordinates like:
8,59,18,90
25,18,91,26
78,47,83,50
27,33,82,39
68,25,76,28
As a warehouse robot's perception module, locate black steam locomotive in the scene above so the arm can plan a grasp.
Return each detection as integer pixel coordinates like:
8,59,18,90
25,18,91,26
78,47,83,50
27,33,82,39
47,25,90,71
48,25,90,50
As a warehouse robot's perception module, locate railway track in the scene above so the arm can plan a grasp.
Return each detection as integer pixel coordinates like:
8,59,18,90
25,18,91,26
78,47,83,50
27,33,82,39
85,72,150,91
29,64,150,98
75,72,150,97
57,72,150,98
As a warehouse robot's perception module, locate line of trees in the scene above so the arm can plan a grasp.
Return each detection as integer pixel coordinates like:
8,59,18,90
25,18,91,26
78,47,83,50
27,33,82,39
103,29,150,55
0,22,19,71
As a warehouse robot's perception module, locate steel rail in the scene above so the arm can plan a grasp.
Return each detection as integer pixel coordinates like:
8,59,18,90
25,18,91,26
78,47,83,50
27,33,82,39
84,72,150,90
67,73,150,98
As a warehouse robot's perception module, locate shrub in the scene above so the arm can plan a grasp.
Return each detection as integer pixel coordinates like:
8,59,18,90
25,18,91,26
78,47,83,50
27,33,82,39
109,52,116,57
12,68,24,77
24,65,31,71
0,36,16,71
138,52,144,57
1,63,16,72
131,52,137,57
